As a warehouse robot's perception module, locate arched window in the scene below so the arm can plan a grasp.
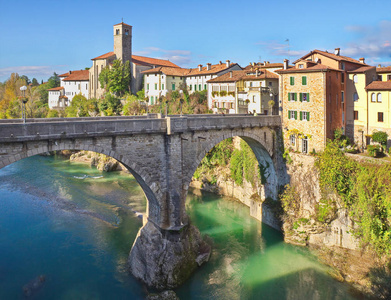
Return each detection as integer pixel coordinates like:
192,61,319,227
353,74,358,83
353,92,358,102
377,93,382,103
371,93,376,102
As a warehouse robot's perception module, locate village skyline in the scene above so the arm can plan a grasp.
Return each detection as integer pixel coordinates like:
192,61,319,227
0,0,390,83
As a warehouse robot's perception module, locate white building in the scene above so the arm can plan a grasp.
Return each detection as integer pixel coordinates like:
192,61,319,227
142,60,242,102
48,70,89,109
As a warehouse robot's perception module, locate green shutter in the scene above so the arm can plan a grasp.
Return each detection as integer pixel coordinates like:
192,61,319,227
288,92,290,101
162,84,164,90
300,111,303,120
307,93,310,102
204,84,207,90
294,111,297,120
308,112,310,121
199,84,201,90
294,93,297,101
195,85,197,91
300,93,303,102
302,76,307,85
290,77,294,85
288,110,290,118
172,83,175,90
147,84,149,90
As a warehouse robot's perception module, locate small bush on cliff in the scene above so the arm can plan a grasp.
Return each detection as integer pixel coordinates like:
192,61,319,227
280,184,300,220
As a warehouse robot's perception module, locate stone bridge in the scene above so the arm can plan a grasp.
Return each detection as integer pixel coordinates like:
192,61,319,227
0,114,287,290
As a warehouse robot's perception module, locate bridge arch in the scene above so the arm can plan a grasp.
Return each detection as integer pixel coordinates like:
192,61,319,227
183,127,281,202
0,141,163,225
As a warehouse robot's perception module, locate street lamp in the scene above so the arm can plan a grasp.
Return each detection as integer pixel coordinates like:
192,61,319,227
20,85,28,123
162,89,168,116
179,90,184,116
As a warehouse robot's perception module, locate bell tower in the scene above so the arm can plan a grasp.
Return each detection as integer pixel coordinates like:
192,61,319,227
113,22,132,64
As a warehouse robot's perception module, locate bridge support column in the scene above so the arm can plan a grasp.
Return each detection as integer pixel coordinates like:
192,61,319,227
128,133,211,290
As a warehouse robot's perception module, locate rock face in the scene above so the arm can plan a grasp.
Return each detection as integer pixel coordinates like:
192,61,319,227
69,151,125,172
128,221,211,290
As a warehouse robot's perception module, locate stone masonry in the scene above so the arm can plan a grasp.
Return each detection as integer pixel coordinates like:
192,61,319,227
0,114,286,289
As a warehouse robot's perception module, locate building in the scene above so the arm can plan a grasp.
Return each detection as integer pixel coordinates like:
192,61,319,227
142,60,242,104
277,48,369,153
48,70,89,109
89,22,180,99
207,68,279,114
377,66,391,82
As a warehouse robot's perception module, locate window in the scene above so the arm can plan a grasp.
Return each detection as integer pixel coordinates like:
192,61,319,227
78,84,80,90
150,96,154,105
288,110,297,120
290,77,295,85
162,84,164,90
371,93,376,102
300,111,310,121
249,82,253,87
288,92,296,101
300,93,309,102
378,75,383,81
189,85,192,91
302,137,308,154
388,75,391,81
204,84,207,90
378,112,384,122
253,95,256,103
155,83,157,90
199,84,201,91
116,29,120,35
172,83,175,90
353,74,358,83
341,62,345,70
377,93,382,102
354,111,358,120
194,85,197,91
341,73,345,83
302,76,307,85
290,135,296,146
125,29,129,36
341,91,344,103
353,92,358,102
299,64,304,69
147,83,149,90
268,81,272,87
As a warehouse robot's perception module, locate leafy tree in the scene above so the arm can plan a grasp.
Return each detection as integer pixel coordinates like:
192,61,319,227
31,78,39,86
372,131,388,151
123,94,142,115
65,94,98,117
47,72,60,89
46,109,59,118
20,75,30,85
98,59,131,96
98,93,122,116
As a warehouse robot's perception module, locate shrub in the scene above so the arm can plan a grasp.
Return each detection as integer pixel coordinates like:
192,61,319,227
219,90,227,97
368,144,382,157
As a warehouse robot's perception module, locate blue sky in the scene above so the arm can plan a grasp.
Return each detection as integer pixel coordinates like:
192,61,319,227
0,0,390,83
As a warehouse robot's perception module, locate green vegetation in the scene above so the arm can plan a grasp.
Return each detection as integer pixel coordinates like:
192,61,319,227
99,59,131,96
316,140,391,256
371,130,389,152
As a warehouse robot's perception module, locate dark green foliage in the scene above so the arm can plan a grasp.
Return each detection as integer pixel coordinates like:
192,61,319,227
315,198,337,223
205,138,233,167
372,131,388,151
98,94,122,116
65,95,99,117
230,149,244,185
98,59,131,96
316,141,391,255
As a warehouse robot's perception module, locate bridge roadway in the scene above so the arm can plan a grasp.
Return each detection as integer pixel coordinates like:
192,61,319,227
0,114,287,290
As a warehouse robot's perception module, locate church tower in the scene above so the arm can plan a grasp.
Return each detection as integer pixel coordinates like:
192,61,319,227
113,22,132,64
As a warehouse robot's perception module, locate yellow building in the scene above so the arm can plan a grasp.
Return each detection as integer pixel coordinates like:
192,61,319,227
377,66,391,82
365,81,391,148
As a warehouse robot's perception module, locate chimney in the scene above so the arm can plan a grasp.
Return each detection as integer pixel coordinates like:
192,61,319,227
229,71,233,78
226,60,230,67
219,61,222,65
267,61,270,64
198,64,203,71
359,57,365,64
206,63,211,71
334,48,340,56
283,59,289,70
69,71,72,74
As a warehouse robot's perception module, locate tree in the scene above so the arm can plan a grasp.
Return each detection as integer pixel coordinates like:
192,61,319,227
65,94,98,117
98,94,122,116
47,72,60,89
31,78,39,86
98,59,131,96
20,75,30,85
372,130,388,151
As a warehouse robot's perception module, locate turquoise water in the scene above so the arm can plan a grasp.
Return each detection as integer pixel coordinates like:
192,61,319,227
0,156,362,299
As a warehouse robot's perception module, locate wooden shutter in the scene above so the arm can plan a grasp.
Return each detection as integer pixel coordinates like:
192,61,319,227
302,76,307,85
300,93,303,102
308,112,310,121
294,111,297,120
307,93,310,102
294,93,297,101
300,111,303,120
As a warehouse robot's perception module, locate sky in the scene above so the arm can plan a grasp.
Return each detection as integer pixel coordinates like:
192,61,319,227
0,0,390,83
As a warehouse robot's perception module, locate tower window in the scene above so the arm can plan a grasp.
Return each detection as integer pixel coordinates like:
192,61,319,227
125,29,129,35
116,29,120,35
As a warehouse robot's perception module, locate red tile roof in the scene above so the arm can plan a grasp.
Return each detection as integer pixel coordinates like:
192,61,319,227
276,63,340,74
62,70,90,81
187,62,239,76
113,22,132,27
366,81,391,90
295,49,367,66
347,66,375,73
242,70,279,80
377,66,391,73
131,55,180,68
47,87,64,91
207,69,277,83
142,66,189,76
91,52,115,60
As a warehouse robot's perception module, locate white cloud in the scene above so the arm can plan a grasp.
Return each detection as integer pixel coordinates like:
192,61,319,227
0,65,68,81
343,20,391,63
256,40,307,61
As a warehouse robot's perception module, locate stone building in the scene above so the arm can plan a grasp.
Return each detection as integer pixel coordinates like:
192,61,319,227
277,49,369,153
89,22,180,99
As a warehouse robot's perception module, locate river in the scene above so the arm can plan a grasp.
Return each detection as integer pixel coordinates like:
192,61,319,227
0,155,363,299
